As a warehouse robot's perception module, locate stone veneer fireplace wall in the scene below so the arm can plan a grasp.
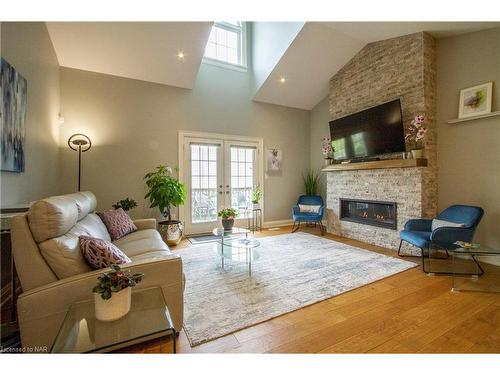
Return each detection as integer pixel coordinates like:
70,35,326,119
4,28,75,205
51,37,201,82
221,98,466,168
326,32,437,254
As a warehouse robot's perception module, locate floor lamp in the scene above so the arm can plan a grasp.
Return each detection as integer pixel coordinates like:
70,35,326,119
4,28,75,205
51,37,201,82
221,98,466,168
68,133,92,192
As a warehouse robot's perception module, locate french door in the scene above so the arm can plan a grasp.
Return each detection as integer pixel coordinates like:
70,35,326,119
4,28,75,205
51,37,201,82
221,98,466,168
181,134,262,235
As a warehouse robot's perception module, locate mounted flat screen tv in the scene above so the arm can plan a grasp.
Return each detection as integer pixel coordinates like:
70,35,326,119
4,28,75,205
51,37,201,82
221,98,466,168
329,99,406,161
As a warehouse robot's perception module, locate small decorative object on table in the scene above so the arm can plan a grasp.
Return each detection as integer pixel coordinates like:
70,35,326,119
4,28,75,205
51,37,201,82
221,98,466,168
144,165,187,246
405,114,427,159
321,137,335,166
112,197,138,212
251,184,262,209
92,265,144,322
218,208,238,231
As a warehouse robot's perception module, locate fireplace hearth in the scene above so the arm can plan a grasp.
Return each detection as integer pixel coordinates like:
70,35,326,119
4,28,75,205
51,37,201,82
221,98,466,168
339,198,397,230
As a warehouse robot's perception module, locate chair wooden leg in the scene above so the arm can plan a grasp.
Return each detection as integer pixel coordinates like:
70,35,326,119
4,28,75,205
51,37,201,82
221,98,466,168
292,221,301,233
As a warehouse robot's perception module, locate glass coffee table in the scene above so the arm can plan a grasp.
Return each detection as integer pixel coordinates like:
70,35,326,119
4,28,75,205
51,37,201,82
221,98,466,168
212,227,260,276
51,287,176,353
450,242,500,293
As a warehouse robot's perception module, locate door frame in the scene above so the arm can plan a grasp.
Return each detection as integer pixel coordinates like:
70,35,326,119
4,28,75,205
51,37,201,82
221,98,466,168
178,130,264,235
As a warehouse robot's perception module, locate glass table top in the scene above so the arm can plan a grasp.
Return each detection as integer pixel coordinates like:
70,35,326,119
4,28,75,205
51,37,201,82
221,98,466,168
451,241,500,255
212,227,249,237
222,237,260,249
215,243,260,262
51,287,174,353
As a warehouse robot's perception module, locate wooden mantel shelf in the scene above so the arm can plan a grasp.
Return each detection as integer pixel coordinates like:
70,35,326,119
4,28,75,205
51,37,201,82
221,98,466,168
322,158,427,172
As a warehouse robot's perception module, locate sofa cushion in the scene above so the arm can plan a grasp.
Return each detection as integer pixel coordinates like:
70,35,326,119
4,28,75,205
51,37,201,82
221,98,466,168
39,213,112,279
98,208,137,241
114,231,170,258
28,195,79,243
80,235,131,269
64,191,97,221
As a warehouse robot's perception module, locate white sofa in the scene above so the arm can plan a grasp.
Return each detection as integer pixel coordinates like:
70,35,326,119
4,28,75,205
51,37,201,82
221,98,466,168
11,191,184,350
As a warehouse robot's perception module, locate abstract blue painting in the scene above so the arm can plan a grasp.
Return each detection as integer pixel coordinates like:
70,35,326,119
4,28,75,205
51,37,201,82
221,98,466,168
1,58,27,173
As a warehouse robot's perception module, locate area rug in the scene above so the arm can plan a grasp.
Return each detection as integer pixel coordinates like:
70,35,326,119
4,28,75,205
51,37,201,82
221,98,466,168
180,232,417,346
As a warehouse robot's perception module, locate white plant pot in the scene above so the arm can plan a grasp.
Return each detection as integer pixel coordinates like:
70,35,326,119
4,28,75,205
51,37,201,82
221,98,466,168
411,149,424,159
252,202,261,210
94,287,131,322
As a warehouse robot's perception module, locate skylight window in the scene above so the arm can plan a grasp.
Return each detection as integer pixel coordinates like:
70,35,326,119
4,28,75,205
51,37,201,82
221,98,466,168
204,21,247,71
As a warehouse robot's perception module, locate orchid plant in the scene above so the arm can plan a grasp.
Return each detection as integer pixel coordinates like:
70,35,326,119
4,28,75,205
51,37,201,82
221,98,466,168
322,137,335,159
405,114,427,150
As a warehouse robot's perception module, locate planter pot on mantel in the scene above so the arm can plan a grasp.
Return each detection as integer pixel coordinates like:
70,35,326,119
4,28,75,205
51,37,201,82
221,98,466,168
411,149,424,159
94,287,131,322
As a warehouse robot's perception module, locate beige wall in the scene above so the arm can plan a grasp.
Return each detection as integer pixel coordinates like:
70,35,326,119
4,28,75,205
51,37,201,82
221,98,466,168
59,64,311,223
0,22,60,206
436,27,500,248
309,95,330,197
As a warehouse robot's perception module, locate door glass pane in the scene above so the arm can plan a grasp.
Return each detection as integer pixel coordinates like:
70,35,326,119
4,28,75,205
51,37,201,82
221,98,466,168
191,144,218,224
230,146,255,219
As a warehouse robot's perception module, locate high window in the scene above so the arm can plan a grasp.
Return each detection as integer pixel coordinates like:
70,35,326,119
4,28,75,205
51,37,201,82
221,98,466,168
204,21,247,70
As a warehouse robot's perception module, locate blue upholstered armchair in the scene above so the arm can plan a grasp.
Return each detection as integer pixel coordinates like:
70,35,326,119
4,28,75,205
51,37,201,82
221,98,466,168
399,205,484,273
292,195,325,235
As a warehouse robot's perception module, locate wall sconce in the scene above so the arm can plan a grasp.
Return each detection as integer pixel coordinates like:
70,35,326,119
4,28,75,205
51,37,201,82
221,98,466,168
68,133,92,192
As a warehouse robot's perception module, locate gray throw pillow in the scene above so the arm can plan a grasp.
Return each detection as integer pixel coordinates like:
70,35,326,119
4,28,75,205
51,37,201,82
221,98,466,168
431,219,465,232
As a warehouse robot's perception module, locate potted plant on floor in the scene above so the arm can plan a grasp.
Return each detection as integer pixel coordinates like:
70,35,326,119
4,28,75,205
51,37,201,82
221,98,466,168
405,114,427,159
251,184,263,209
144,165,187,246
218,208,239,231
302,169,321,196
92,265,144,322
112,197,138,212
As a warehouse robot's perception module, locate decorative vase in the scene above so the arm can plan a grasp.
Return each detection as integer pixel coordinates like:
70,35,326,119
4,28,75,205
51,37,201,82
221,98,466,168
94,287,131,322
158,220,183,246
411,149,423,159
222,218,234,231
324,158,333,166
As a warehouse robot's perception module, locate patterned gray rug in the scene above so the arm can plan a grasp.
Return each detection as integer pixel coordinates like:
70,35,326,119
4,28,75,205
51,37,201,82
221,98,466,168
180,232,417,347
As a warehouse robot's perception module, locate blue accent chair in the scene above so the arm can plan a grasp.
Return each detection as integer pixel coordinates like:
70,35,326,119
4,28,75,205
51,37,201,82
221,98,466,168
399,204,484,273
292,195,325,235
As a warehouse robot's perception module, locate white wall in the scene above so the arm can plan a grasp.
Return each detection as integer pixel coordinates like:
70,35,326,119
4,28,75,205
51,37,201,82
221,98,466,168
59,62,311,223
0,22,60,206
251,22,304,93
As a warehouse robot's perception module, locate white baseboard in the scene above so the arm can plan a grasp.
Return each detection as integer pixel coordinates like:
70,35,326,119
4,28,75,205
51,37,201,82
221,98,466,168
263,219,294,228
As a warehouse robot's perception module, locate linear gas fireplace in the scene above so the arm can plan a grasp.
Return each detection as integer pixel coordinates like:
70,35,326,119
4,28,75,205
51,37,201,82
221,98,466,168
339,198,397,230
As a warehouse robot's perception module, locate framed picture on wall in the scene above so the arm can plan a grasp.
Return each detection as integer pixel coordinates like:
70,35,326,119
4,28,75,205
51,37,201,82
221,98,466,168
458,82,493,119
1,58,28,173
266,148,282,174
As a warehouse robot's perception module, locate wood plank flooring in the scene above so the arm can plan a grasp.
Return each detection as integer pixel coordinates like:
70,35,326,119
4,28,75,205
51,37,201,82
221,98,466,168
121,226,500,353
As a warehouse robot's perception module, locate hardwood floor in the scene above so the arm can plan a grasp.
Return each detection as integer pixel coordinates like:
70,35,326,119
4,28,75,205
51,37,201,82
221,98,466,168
122,226,500,354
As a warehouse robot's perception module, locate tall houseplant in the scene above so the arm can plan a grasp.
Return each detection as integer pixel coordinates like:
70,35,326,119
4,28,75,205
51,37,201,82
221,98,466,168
302,169,321,196
144,165,187,245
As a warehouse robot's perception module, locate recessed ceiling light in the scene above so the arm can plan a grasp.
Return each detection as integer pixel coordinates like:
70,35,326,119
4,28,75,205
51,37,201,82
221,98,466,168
279,76,287,84
177,51,185,60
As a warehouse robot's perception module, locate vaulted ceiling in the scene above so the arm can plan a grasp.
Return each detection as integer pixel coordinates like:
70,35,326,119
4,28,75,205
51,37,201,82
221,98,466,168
46,22,213,89
46,21,499,110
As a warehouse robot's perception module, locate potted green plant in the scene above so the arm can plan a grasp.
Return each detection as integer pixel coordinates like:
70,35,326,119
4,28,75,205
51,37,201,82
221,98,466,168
302,169,321,196
112,197,138,212
218,208,239,231
144,165,187,246
92,265,144,322
251,184,263,209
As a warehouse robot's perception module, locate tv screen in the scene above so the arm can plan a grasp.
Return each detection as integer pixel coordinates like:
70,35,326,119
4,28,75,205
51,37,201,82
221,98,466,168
329,99,405,161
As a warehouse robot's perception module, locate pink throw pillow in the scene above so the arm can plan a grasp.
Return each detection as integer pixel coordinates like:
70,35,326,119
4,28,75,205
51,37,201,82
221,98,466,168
97,208,137,241
79,235,131,269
